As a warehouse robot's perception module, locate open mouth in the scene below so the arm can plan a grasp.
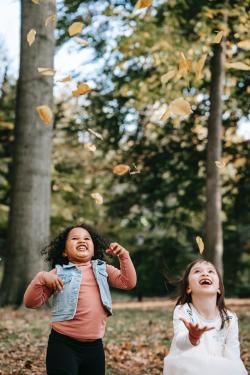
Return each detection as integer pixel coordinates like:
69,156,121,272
199,279,212,285
77,245,88,252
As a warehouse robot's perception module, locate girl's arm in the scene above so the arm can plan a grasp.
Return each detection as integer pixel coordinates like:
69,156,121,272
172,306,195,351
106,243,137,289
224,314,241,359
23,269,62,308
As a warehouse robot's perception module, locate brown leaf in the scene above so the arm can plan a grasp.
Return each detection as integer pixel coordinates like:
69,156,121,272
213,31,224,44
169,98,192,116
72,83,92,97
68,22,84,37
178,52,189,76
57,75,72,83
91,193,103,205
196,236,204,254
84,143,96,152
135,0,152,9
87,128,103,140
74,37,89,46
27,29,36,46
195,54,207,80
113,165,130,176
160,70,176,84
37,67,56,76
225,62,250,71
31,0,40,4
45,15,56,27
36,105,53,125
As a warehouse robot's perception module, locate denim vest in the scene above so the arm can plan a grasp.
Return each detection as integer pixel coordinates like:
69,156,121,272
51,259,112,322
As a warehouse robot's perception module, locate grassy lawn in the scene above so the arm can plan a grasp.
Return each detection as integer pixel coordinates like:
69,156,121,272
0,300,249,374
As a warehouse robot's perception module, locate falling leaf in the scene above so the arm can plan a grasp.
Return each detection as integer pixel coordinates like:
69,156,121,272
74,37,89,46
213,31,224,44
27,29,36,46
31,0,40,4
72,83,91,97
36,105,53,125
161,70,176,84
57,75,72,83
195,54,207,80
113,165,130,176
84,143,96,152
37,67,55,76
135,0,152,9
160,109,171,121
169,98,192,116
237,40,250,50
215,160,226,169
196,236,204,254
130,164,141,175
225,62,250,71
87,128,103,140
45,15,56,27
91,193,103,205
178,52,189,76
68,22,84,37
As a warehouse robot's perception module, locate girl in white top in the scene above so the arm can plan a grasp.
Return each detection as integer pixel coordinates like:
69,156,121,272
163,259,247,375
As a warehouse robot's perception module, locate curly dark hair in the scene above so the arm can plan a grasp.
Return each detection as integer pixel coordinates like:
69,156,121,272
41,223,111,269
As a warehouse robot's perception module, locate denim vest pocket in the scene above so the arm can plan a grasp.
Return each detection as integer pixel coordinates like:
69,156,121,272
51,273,73,313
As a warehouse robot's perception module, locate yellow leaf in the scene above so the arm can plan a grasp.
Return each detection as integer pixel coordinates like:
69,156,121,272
45,15,56,27
36,105,53,125
160,109,171,121
196,236,204,254
178,52,190,76
213,31,224,44
84,143,96,152
72,83,92,97
91,193,103,205
215,160,226,169
161,70,176,84
68,22,84,37
57,75,72,83
37,67,56,76
113,164,130,176
234,157,246,168
169,98,192,116
226,62,250,71
31,0,40,4
87,128,103,140
195,54,207,80
237,40,250,50
74,37,89,46
246,86,250,94
27,29,36,46
135,0,152,9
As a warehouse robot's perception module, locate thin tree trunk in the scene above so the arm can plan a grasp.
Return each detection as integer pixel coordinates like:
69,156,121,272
0,0,55,306
205,40,225,274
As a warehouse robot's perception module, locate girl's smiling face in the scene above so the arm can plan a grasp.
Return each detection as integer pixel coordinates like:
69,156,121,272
187,261,220,296
63,227,95,264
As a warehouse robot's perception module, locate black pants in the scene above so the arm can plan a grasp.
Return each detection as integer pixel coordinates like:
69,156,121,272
46,329,105,375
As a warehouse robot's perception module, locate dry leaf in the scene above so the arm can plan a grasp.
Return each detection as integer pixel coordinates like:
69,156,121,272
87,128,103,140
160,109,171,121
57,75,72,83
135,0,152,9
84,143,96,152
213,31,224,44
215,160,226,169
27,29,36,46
226,62,250,71
45,15,56,27
72,83,91,97
161,70,176,84
195,54,207,80
237,40,250,50
178,52,189,76
31,0,40,4
196,236,204,254
113,164,130,176
74,37,89,46
91,193,103,205
37,67,56,76
36,105,53,125
68,22,84,37
169,98,192,116
130,164,141,175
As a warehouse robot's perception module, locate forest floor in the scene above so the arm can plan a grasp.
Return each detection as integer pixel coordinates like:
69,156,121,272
0,298,249,375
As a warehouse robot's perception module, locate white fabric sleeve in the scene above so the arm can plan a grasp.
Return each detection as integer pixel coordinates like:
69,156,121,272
224,313,241,359
172,306,194,351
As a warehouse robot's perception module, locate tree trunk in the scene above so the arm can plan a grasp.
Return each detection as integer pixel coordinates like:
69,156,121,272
0,0,55,306
204,40,225,274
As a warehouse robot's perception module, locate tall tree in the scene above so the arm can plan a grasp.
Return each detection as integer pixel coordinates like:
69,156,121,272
0,0,56,306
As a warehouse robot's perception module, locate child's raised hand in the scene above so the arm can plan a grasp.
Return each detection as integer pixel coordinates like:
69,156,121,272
105,242,128,257
42,272,64,293
180,317,214,346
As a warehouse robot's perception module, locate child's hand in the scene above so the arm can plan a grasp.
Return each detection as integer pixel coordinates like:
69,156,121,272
42,272,64,293
105,242,128,257
180,317,214,346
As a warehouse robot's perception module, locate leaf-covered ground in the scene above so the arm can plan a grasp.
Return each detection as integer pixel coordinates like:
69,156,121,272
0,299,249,375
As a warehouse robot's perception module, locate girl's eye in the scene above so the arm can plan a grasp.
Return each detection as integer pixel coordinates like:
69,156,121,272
194,269,200,273
208,270,215,273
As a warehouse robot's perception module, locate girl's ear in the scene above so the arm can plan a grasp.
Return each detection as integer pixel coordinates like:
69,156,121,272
217,289,221,295
186,287,191,294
